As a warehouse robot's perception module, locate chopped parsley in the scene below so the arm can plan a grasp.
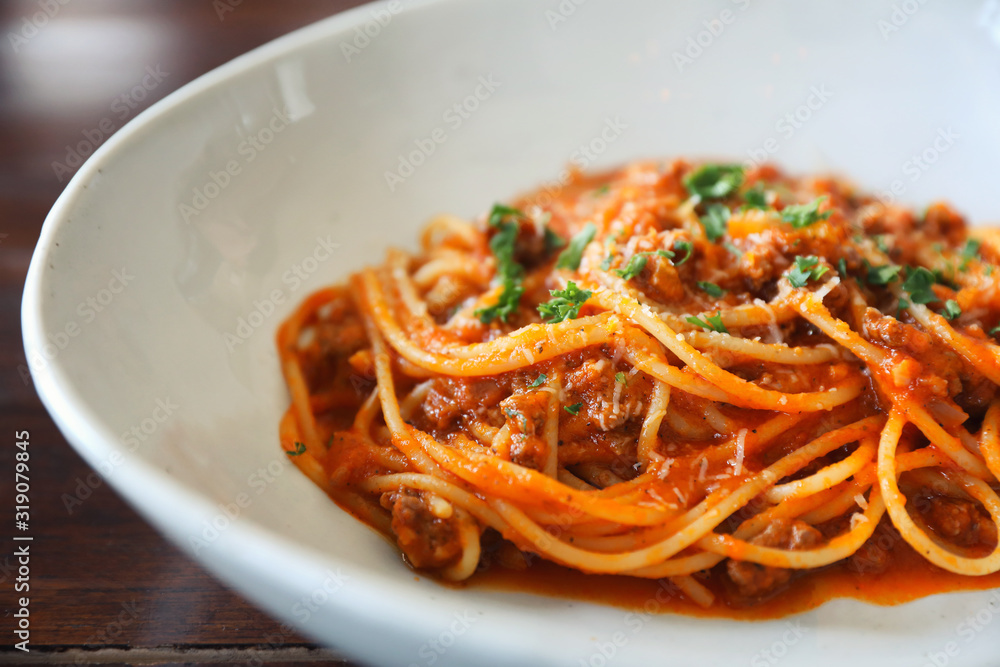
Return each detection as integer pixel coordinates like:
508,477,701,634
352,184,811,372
875,235,891,253
837,258,849,278
990,324,1000,336
537,281,592,322
723,241,743,259
960,238,981,270
866,263,901,286
781,196,831,229
686,311,728,334
599,254,613,271
488,204,525,228
786,255,829,288
699,203,730,242
683,164,744,199
614,250,672,281
529,373,547,388
902,266,938,304
672,240,693,265
287,441,307,456
942,300,961,320
475,204,527,323
593,184,610,196
543,226,565,253
696,281,726,298
564,402,583,415
741,184,769,210
555,223,597,270
504,407,528,433
615,372,627,384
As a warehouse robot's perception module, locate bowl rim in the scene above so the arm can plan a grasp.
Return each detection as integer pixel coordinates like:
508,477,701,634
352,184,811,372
19,0,544,663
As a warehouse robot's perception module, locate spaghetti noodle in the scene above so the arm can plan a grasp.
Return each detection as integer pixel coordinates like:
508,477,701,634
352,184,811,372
278,159,1000,610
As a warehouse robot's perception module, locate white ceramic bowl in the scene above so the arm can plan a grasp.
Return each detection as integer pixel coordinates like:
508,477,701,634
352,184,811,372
23,1,1000,665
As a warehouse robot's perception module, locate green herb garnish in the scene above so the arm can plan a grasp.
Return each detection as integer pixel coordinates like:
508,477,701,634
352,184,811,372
543,226,565,254
786,256,829,288
529,374,547,388
942,300,961,320
614,250,672,281
700,204,730,242
866,263,902,286
564,402,583,415
287,442,307,456
475,204,528,323
683,164,744,199
615,372,627,384
781,196,831,229
686,311,728,334
902,266,938,304
960,238,981,271
696,281,726,298
555,223,597,270
742,184,769,210
672,240,693,265
537,281,593,323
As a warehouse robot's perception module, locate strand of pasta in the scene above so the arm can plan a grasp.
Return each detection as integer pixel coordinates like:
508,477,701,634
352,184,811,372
592,287,865,412
359,269,621,375
877,408,1000,575
790,289,994,479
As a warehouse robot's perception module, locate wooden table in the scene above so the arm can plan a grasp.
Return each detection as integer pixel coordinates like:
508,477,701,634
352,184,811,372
0,2,366,663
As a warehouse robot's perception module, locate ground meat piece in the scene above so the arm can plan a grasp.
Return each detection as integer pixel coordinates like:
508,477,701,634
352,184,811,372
727,519,823,601
738,229,792,293
499,391,550,470
922,202,967,247
422,376,509,430
635,252,685,303
916,494,998,549
862,309,996,411
846,518,896,575
380,489,462,569
561,358,652,434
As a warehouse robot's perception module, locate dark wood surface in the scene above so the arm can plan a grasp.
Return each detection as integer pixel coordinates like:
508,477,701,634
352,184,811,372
0,1,366,664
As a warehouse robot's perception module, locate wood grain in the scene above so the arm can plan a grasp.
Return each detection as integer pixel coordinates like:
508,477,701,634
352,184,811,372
0,1,366,663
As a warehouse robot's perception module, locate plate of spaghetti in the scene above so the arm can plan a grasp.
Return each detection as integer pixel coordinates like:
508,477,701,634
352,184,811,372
278,159,1000,615
22,0,1000,665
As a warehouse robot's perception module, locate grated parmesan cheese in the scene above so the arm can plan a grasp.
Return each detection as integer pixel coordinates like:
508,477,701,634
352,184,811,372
733,428,747,476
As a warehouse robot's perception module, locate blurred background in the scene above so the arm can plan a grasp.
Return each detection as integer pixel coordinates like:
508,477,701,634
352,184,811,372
0,1,365,663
